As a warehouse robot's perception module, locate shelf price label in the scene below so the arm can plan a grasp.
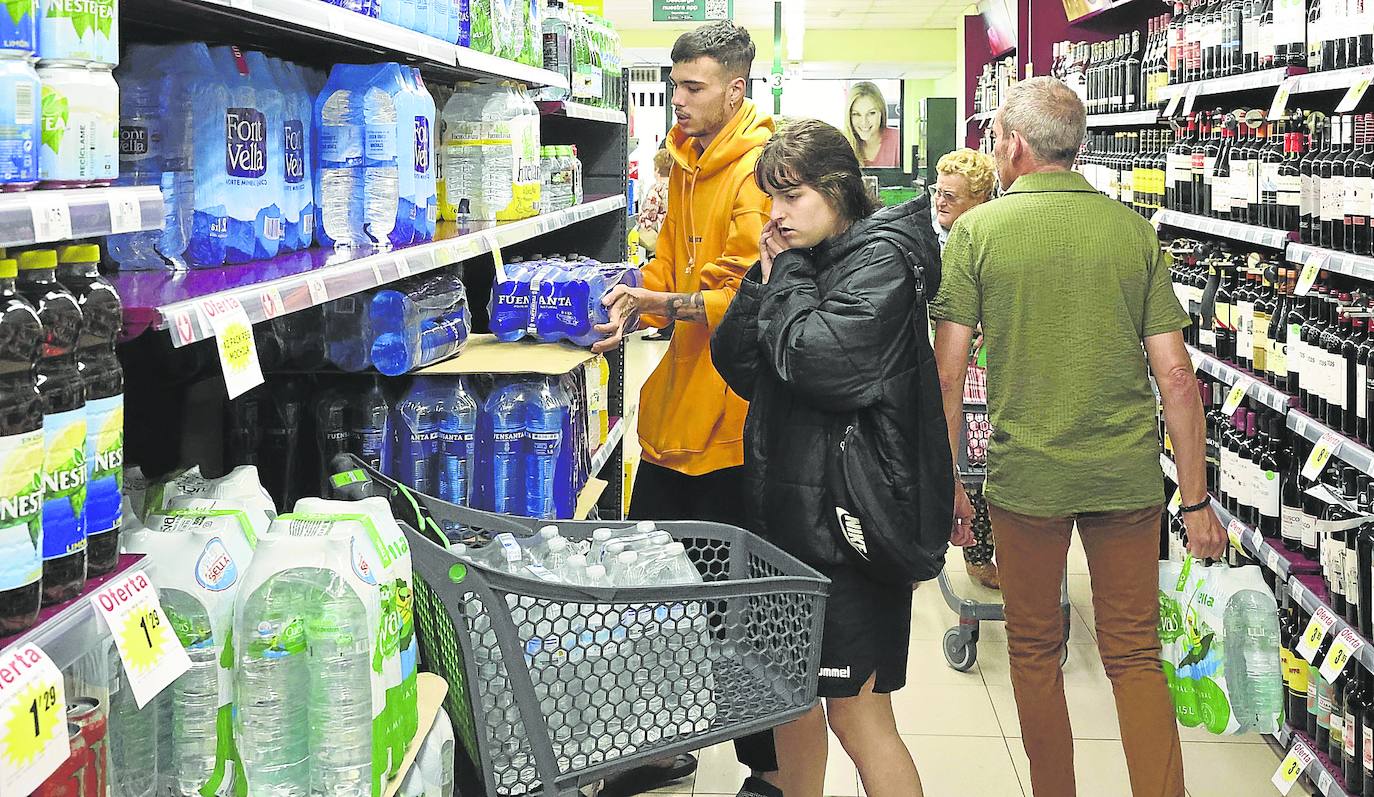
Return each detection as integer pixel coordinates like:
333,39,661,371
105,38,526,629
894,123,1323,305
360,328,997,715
1298,605,1339,662
1316,769,1334,795
1269,75,1301,121
1296,252,1328,297
306,276,329,305
0,644,69,797
394,255,412,278
1266,546,1281,573
1302,431,1343,481
1168,488,1183,516
198,296,264,400
107,195,143,235
1320,626,1366,682
92,570,192,708
1222,378,1253,415
485,232,508,282
1272,740,1316,794
28,195,72,244
1336,69,1374,113
1180,84,1203,116
1227,518,1246,549
259,287,285,320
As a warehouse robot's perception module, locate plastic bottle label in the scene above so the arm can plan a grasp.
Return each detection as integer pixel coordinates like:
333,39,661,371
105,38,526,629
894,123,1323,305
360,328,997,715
528,430,560,457
320,124,363,166
365,124,397,162
84,394,123,539
283,120,305,185
225,108,267,180
413,116,430,175
40,407,86,559
117,124,154,161
0,429,45,591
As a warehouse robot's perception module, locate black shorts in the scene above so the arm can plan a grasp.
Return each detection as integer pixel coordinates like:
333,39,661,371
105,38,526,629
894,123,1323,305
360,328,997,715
816,566,914,698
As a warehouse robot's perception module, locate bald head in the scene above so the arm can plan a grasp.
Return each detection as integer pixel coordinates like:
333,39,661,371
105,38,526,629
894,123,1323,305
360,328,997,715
996,77,1086,167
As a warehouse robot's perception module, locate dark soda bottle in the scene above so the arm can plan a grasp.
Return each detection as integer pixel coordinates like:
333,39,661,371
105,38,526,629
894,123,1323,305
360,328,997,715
56,245,122,577
16,250,87,605
0,256,46,634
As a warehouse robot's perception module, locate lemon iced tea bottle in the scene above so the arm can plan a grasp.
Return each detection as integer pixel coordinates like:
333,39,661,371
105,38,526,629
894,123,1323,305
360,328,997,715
0,256,45,633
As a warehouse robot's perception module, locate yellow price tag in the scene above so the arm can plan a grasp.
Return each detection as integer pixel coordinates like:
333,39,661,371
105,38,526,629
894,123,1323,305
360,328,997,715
1297,606,1338,662
199,297,264,400
1337,70,1373,113
1269,76,1300,120
1221,379,1250,415
1295,253,1326,297
1302,431,1342,482
1168,488,1183,516
119,605,170,675
93,570,192,708
1271,741,1316,794
0,644,69,795
1320,626,1366,682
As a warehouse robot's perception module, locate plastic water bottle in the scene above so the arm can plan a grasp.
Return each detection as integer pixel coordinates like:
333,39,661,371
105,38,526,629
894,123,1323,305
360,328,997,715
159,589,221,797
353,377,391,472
488,261,536,342
362,68,400,247
109,50,167,269
246,51,288,256
525,379,566,519
437,376,478,506
440,82,486,220
1222,588,1284,733
394,379,442,494
107,642,159,797
324,292,373,372
484,381,526,515
369,270,470,376
316,65,365,249
271,57,315,253
409,68,438,243
307,574,375,796
235,571,311,797
209,46,282,263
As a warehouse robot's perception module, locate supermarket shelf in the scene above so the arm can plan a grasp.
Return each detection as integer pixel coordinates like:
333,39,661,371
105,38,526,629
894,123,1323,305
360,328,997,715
1288,408,1374,479
1287,243,1374,283
115,194,627,345
0,186,164,248
1186,345,1293,414
1068,0,1151,25
1291,573,1374,675
1291,65,1374,96
1275,725,1352,797
422,334,599,376
1160,454,1303,580
537,101,627,125
1152,209,1296,250
1085,109,1161,128
127,0,567,89
1156,65,1307,102
382,673,449,797
590,412,631,477
0,555,149,672
967,111,996,125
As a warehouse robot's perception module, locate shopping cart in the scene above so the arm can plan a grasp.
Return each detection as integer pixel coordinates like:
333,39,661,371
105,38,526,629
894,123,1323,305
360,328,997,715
328,457,830,797
939,365,1072,672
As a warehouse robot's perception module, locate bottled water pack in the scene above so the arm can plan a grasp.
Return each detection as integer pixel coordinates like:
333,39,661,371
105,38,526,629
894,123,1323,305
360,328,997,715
478,377,570,519
440,81,540,222
390,376,479,507
489,257,642,346
369,268,470,376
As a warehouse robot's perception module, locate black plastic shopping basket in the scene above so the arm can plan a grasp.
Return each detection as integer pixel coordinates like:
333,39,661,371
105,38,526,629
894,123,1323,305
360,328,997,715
327,457,830,797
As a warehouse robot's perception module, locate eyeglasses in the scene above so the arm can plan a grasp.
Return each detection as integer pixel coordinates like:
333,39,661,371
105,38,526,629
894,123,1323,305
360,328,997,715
929,186,970,205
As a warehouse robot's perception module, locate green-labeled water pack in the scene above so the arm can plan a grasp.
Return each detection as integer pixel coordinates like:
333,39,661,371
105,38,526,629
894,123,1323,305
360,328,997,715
1158,558,1283,736
291,497,418,779
134,465,276,522
124,511,257,797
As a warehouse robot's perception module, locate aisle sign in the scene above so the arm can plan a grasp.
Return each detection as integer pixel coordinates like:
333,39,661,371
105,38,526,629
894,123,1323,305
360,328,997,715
92,570,192,708
1302,431,1343,481
1296,253,1328,297
1297,605,1339,661
0,644,69,797
1222,378,1252,415
1336,69,1374,113
29,195,72,244
198,296,264,400
1319,626,1366,682
1272,740,1316,794
652,0,733,22
107,195,143,235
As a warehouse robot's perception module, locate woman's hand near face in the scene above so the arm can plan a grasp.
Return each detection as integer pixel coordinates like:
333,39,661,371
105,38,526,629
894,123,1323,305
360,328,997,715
759,220,788,283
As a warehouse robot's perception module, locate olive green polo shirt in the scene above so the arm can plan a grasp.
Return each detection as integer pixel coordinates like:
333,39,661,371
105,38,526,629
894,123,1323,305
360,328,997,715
930,170,1189,518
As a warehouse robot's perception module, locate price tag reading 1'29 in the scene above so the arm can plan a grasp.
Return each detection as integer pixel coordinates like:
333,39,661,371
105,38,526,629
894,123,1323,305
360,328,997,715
92,570,192,709
0,644,69,797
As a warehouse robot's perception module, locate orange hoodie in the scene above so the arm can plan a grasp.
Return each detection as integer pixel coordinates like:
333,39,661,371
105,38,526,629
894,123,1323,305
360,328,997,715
638,99,774,476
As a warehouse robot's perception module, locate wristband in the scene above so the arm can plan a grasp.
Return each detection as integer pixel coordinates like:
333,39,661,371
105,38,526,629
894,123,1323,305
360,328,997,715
1180,498,1211,514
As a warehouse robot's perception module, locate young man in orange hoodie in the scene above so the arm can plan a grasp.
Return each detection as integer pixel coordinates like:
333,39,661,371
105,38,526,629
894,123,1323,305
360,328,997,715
592,19,779,797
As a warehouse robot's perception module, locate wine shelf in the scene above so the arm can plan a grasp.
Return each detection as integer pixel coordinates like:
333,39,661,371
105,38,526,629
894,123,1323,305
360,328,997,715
1287,244,1374,284
1290,572,1374,674
1153,209,1297,250
1187,346,1295,415
1085,109,1163,127
1288,408,1374,482
1275,725,1353,797
1156,65,1307,102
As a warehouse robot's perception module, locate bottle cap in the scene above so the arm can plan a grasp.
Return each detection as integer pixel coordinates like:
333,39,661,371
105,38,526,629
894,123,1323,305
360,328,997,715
548,537,567,552
17,250,57,270
568,554,587,567
592,528,613,541
617,550,638,564
539,525,559,540
586,564,607,580
634,520,656,534
56,244,100,264
0,259,15,278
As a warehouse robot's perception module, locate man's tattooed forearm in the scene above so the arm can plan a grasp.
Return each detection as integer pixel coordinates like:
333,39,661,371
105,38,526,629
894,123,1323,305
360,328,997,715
665,292,706,322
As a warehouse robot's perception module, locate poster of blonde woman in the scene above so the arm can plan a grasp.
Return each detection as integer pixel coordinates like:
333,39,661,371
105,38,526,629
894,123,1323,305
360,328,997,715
844,81,900,168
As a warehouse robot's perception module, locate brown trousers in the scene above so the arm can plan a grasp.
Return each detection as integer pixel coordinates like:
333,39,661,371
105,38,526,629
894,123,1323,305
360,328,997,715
988,503,1184,797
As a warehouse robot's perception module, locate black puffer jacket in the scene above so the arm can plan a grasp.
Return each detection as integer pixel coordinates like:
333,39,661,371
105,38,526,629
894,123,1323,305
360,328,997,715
710,197,947,568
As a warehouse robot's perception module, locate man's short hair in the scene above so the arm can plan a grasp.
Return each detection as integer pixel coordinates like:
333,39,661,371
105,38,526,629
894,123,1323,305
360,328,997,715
998,76,1086,167
670,21,756,80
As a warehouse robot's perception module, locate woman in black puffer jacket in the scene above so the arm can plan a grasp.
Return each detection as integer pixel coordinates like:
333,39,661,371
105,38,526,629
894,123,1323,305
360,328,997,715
710,119,949,797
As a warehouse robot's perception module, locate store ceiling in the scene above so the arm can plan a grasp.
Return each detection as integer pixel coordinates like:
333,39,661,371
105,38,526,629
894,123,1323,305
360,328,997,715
603,0,971,31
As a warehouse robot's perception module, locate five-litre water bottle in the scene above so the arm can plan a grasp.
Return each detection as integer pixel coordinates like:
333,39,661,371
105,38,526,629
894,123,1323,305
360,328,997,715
160,589,221,797
307,573,375,797
1222,588,1284,733
362,66,401,247
437,377,478,506
525,378,566,518
234,570,311,797
107,641,159,797
208,46,283,263
271,57,315,253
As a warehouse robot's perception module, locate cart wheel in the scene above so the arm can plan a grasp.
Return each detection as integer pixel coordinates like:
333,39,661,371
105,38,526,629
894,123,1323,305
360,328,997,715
944,628,978,672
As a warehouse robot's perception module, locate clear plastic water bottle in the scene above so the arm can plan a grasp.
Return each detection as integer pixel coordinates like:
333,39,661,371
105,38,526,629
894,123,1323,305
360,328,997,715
324,292,373,372
109,50,166,269
160,589,220,797
394,379,442,495
107,642,159,797
484,381,525,515
1222,588,1284,733
352,377,391,472
271,57,315,253
235,571,311,797
362,74,400,247
316,66,365,249
524,379,566,519
437,377,478,506
307,574,375,797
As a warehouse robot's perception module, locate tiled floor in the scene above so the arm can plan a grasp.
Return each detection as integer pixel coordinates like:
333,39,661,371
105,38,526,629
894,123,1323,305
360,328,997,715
619,337,1287,797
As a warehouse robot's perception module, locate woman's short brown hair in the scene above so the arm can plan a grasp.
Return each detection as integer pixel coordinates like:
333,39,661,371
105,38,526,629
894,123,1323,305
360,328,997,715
755,119,880,223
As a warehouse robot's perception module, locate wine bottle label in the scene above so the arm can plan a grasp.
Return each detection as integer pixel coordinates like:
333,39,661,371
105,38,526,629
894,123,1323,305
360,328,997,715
1330,177,1347,221
1254,315,1270,371
1366,723,1374,774
1301,513,1318,548
1359,177,1374,218
1261,470,1281,518
1278,175,1302,207
1270,339,1287,378
1359,363,1369,421
1302,173,1315,217
1346,550,1360,603
1333,546,1348,597
1348,712,1358,758
1246,161,1261,203
1283,505,1303,542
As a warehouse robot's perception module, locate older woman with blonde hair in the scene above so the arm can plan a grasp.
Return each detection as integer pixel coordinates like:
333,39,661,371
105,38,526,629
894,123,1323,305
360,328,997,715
932,148,1000,589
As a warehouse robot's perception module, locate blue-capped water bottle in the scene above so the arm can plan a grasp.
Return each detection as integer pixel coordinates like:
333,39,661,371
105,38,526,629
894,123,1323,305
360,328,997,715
438,377,478,506
393,379,442,495
483,380,525,514
524,378,566,519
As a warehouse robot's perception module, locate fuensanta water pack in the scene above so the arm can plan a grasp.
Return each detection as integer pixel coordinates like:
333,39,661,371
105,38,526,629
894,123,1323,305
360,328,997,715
285,497,419,779
124,511,257,797
488,259,642,346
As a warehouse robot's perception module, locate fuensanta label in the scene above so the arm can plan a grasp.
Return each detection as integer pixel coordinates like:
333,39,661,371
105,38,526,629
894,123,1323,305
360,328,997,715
0,644,68,796
92,570,192,708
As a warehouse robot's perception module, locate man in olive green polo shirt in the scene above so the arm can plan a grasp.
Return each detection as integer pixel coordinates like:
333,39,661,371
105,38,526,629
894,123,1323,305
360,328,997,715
931,77,1226,797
